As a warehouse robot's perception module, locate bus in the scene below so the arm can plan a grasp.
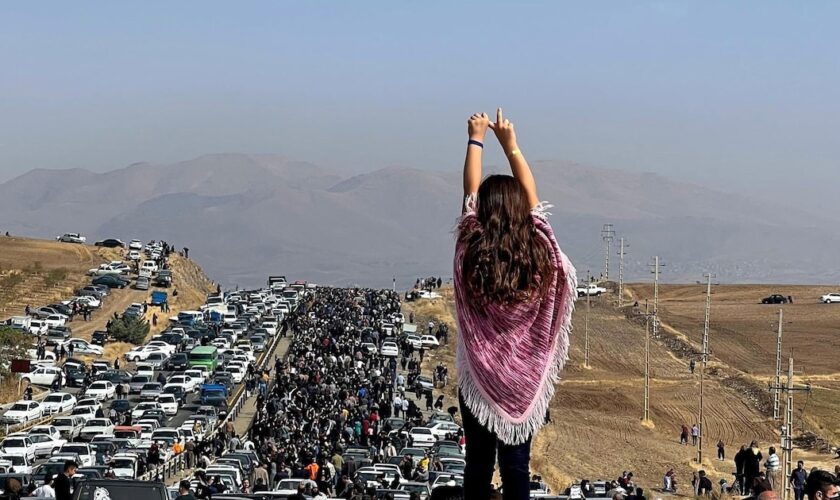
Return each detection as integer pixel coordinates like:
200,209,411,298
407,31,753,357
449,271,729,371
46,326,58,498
188,346,219,373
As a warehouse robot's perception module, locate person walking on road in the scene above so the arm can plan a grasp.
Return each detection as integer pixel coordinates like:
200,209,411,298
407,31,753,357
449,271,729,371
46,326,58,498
454,109,576,500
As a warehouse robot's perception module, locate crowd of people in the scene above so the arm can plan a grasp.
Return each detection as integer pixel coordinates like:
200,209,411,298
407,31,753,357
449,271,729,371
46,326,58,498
232,286,463,499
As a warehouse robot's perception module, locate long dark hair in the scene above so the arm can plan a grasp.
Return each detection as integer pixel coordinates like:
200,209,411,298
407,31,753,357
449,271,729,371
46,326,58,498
459,175,554,306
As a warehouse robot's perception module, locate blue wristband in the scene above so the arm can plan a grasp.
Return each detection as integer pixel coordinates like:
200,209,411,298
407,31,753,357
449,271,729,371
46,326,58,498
468,139,483,149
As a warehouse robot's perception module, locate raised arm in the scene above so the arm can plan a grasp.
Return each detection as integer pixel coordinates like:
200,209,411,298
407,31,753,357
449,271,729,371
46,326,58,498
463,112,491,205
489,107,539,208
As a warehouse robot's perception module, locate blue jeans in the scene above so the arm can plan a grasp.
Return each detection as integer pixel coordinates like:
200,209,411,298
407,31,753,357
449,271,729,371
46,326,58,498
459,394,531,500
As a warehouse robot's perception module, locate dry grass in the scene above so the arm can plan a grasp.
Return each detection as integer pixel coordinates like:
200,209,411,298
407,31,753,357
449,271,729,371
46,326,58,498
411,284,840,494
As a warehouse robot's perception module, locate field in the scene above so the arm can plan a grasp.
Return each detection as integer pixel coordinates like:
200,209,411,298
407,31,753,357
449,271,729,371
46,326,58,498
406,284,840,494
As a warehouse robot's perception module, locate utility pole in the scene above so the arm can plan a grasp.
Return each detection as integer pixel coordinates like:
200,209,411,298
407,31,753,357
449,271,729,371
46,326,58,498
584,270,591,369
697,273,714,464
617,238,629,307
768,355,810,500
649,257,664,338
601,224,615,280
773,309,784,420
643,300,652,423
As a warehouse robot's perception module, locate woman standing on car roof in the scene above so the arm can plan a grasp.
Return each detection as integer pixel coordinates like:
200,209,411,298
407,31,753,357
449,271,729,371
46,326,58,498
455,109,576,500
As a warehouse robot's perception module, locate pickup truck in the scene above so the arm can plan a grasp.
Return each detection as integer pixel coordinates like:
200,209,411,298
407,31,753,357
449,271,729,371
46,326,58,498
576,283,607,297
150,291,168,306
199,384,228,409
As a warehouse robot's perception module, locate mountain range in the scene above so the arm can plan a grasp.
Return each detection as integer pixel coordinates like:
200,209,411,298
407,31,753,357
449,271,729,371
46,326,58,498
1,153,837,287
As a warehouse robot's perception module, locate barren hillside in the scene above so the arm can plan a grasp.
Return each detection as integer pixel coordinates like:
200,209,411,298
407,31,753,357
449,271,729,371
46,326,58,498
407,284,839,493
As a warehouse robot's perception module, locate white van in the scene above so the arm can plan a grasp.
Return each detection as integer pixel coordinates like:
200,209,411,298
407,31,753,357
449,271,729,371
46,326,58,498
139,260,158,277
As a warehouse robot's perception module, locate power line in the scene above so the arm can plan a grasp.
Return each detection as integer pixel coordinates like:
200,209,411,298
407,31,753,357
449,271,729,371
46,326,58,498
697,273,715,464
617,237,629,307
601,224,615,280
649,257,665,338
768,355,810,500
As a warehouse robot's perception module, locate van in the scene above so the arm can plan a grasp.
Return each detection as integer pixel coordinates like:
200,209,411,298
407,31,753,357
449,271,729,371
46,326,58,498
139,260,158,278
10,317,31,330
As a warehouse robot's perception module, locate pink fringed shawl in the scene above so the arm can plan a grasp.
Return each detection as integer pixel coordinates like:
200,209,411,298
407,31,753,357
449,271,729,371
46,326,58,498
454,196,577,445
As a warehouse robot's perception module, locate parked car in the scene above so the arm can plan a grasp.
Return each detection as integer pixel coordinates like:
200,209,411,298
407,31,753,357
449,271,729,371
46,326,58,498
762,294,789,304
1,401,43,424
92,275,129,289
19,366,63,387
62,338,104,356
22,433,66,458
90,331,109,346
94,238,125,248
381,341,399,357
821,293,840,304
84,381,115,401
57,233,86,243
134,276,150,290
41,392,77,415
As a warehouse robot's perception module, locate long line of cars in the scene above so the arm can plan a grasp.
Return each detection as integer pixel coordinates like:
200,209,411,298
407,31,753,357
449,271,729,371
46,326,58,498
0,265,304,497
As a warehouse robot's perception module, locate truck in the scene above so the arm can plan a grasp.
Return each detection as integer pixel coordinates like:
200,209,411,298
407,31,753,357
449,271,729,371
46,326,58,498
576,283,608,297
150,291,168,306
199,384,228,409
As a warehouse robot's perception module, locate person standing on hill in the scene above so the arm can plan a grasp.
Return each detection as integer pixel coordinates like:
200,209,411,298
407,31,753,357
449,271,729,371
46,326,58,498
454,109,577,500
765,446,781,490
680,424,689,445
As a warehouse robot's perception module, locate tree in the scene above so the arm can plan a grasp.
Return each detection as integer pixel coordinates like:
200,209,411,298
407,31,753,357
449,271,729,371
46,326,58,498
0,326,31,376
107,316,150,345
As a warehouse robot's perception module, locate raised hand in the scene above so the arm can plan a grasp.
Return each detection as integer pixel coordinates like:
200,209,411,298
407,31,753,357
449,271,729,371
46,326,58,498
467,112,492,142
488,107,518,154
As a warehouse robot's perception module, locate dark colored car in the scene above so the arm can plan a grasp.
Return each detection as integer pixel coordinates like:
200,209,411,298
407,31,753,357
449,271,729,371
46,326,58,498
162,385,187,405
762,294,788,304
72,479,169,500
48,303,74,316
92,274,130,289
140,409,167,426
212,373,234,391
109,399,131,414
96,370,132,384
91,331,109,346
154,270,172,287
63,368,88,388
94,239,125,248
164,352,189,371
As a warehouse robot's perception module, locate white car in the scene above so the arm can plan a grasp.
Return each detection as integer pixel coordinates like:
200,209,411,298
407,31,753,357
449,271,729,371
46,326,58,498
0,454,33,474
1,401,43,424
73,295,101,309
821,293,840,304
184,369,206,386
0,436,37,462
21,432,65,458
129,240,143,250
125,345,168,362
146,341,177,356
428,421,462,439
139,260,158,277
223,365,245,384
156,395,179,416
28,319,48,336
28,425,62,441
85,381,115,400
41,392,77,414
70,406,98,423
165,375,197,393
408,427,437,447
110,453,140,479
58,443,95,467
127,249,141,261
88,264,125,276
63,338,104,356
274,479,317,496
406,334,422,350
19,366,63,387
131,402,162,420
57,233,86,244
80,418,115,441
381,342,399,358
42,314,68,328
53,416,84,440
420,335,440,349
577,283,608,297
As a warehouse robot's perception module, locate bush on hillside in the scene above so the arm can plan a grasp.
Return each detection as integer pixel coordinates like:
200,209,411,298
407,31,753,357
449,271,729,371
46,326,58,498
0,326,30,376
43,268,69,288
107,316,150,345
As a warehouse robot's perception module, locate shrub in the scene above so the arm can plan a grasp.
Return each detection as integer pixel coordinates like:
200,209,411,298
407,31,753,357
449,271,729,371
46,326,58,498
107,316,150,345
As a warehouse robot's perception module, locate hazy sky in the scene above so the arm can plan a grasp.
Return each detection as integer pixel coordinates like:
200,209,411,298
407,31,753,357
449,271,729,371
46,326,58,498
2,2,838,207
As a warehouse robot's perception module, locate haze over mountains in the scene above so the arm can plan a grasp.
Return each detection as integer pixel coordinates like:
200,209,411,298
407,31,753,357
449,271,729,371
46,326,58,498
1,154,836,288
